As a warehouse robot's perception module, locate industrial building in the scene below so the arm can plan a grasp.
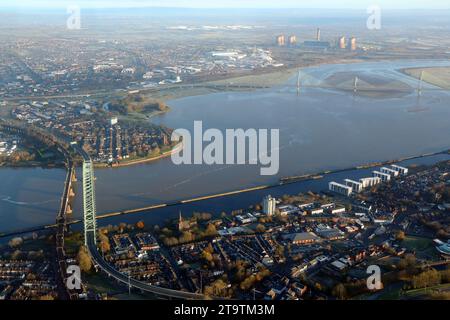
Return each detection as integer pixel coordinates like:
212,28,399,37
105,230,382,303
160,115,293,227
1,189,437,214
236,213,258,225
329,182,353,196
276,35,286,46
338,36,346,49
349,37,357,51
373,171,391,182
288,35,297,46
283,232,320,245
315,226,345,240
303,41,331,49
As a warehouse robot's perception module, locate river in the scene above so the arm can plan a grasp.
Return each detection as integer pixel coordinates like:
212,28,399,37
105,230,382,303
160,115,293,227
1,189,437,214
1,59,450,233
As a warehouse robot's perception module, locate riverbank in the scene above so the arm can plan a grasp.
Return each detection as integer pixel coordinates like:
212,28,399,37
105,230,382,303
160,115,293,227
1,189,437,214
0,161,65,169
93,149,450,220
94,141,183,169
400,67,450,90
128,58,370,103
3,150,449,240
4,59,450,237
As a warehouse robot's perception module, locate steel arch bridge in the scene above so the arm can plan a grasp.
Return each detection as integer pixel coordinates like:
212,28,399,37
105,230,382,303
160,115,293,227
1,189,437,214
80,153,208,299
82,160,97,246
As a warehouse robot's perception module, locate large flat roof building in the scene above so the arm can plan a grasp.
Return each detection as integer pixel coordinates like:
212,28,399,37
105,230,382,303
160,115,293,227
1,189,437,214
349,37,357,51
283,232,320,245
303,41,331,49
338,36,346,49
276,35,286,46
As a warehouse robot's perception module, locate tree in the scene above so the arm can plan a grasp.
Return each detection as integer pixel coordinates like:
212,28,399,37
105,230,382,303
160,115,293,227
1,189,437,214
179,231,195,244
204,279,230,297
98,231,111,254
204,224,218,237
412,269,442,289
136,220,145,230
11,250,23,260
202,249,214,263
99,238,111,254
118,223,127,233
255,224,266,233
397,253,417,271
240,275,257,291
234,260,248,281
164,237,179,246
8,237,23,248
332,283,347,300
78,246,92,272
275,244,285,260
395,230,406,241
240,268,271,291
150,146,161,157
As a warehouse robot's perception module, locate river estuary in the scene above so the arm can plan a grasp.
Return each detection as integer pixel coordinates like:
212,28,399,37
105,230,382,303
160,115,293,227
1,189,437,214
2,59,450,233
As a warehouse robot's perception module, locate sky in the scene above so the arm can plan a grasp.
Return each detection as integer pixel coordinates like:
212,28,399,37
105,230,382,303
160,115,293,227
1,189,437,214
1,0,450,10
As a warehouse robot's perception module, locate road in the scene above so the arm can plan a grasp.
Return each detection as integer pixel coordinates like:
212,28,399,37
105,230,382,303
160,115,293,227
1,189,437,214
85,231,206,300
72,143,209,299
5,78,449,102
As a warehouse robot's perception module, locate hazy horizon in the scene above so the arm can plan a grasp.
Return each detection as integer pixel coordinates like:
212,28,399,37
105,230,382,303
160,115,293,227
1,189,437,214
1,0,450,10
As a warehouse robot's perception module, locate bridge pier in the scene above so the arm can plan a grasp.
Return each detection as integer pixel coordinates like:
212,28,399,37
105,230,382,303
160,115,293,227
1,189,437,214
71,170,77,182
353,76,359,93
69,186,75,198
417,70,424,97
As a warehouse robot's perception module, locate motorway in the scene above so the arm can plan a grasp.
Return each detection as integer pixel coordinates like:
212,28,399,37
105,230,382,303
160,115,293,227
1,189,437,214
4,78,449,102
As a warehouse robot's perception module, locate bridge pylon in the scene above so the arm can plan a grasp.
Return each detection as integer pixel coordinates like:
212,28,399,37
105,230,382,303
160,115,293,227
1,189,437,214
296,70,301,96
417,70,424,97
353,76,359,93
83,160,97,246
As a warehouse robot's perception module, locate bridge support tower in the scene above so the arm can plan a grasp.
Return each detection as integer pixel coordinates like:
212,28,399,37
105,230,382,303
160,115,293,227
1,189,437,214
83,160,97,246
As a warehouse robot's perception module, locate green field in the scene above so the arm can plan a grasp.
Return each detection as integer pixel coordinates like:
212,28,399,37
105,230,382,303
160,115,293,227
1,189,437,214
403,283,450,299
401,236,439,261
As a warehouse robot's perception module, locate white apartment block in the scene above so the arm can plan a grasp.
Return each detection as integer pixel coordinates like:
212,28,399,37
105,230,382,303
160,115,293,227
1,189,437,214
329,182,353,196
373,171,391,182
